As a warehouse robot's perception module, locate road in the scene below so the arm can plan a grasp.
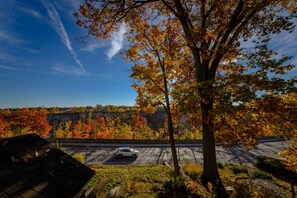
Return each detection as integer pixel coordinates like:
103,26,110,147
64,140,290,166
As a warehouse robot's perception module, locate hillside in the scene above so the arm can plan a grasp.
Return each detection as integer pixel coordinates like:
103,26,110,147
0,106,198,139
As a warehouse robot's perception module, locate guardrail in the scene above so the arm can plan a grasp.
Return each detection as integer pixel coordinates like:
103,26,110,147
46,136,284,146
46,138,203,145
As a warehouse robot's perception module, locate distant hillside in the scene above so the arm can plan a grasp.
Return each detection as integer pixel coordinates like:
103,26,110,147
46,106,166,131
0,105,198,139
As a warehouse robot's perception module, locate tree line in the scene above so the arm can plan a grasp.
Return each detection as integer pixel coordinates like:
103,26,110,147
0,106,201,140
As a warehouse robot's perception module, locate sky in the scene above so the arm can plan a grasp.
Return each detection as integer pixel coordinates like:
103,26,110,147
0,0,137,108
0,0,296,108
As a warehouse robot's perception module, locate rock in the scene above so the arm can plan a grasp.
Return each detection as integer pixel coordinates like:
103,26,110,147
225,186,234,192
252,179,286,198
106,186,121,198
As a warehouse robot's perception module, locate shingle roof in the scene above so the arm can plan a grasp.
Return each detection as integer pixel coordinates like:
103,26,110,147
0,134,95,198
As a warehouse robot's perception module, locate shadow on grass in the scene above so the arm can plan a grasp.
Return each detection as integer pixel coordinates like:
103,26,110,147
102,155,137,165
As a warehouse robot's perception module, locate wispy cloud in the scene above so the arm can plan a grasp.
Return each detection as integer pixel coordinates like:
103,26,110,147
0,0,43,26
90,73,114,81
52,63,86,77
107,23,127,60
271,29,297,55
270,26,297,72
81,41,102,53
41,0,86,76
0,52,19,62
0,65,18,71
15,3,43,20
0,30,26,45
22,47,40,54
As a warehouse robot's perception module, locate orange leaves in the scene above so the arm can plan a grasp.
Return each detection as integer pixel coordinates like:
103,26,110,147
0,115,10,137
126,45,139,60
214,91,297,149
1,108,52,138
93,116,110,139
132,111,147,129
279,136,297,172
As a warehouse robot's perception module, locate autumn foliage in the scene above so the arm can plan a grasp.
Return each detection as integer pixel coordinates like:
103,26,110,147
0,108,51,138
0,107,166,140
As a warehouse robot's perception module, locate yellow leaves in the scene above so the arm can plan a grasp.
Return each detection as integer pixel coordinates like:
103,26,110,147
279,143,297,172
126,45,139,59
251,113,259,119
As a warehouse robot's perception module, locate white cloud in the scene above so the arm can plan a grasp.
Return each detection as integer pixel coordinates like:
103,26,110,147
107,23,127,60
52,63,86,77
0,65,18,71
270,20,297,54
0,52,19,62
81,41,102,53
16,3,43,20
0,30,26,45
221,58,238,65
41,0,86,76
23,47,40,54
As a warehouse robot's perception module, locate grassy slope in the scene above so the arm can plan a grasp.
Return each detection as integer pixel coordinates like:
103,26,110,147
88,164,175,197
87,163,295,197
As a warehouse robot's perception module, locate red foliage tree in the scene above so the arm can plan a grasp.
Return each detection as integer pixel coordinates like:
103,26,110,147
7,108,51,138
93,116,111,139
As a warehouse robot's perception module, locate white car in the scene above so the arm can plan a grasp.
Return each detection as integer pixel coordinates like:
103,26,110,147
116,147,139,158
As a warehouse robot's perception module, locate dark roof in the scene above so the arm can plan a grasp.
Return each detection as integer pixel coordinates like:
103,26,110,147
0,134,95,198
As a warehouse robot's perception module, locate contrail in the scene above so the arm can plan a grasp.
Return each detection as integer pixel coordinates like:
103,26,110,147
41,0,86,75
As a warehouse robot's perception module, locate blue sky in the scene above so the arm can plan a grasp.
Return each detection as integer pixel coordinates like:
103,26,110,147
0,0,296,108
0,0,136,108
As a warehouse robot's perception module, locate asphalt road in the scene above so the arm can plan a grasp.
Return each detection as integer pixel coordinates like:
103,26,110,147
64,140,290,166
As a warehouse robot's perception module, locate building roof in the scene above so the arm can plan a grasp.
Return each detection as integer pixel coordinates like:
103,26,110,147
0,134,95,198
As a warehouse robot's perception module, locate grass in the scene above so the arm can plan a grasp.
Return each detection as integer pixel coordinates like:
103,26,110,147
256,155,297,183
88,164,175,197
86,163,296,197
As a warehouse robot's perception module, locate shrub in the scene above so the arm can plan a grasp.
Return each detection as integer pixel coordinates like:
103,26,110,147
182,162,203,180
72,152,86,164
256,156,297,182
229,165,248,175
232,182,256,198
250,170,273,180
161,175,190,198
218,162,224,169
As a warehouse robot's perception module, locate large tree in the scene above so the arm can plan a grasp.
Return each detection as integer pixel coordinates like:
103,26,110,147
75,0,296,192
128,17,185,173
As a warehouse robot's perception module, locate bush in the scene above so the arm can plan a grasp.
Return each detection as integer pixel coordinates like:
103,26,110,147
182,162,203,180
218,162,224,169
229,165,248,175
231,180,286,198
160,176,190,198
232,182,256,198
256,156,297,182
250,170,273,180
72,152,86,164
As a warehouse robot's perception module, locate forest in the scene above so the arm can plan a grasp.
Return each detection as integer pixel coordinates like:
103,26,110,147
0,105,200,140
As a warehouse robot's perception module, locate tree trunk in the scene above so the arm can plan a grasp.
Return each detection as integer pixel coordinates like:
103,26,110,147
160,57,180,174
201,100,219,185
164,83,180,174
201,99,228,197
166,103,180,174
